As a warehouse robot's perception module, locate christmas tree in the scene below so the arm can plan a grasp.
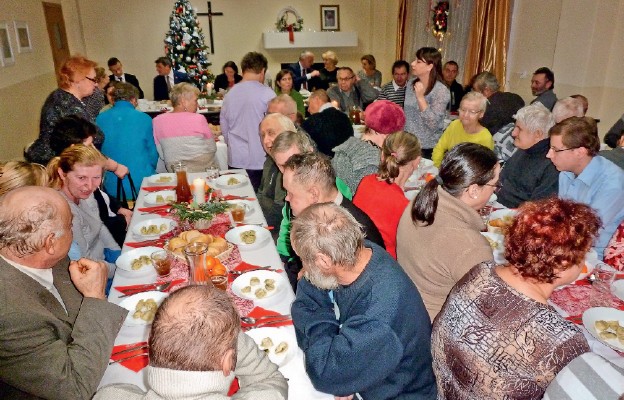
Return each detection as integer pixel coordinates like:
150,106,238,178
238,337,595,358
164,0,214,91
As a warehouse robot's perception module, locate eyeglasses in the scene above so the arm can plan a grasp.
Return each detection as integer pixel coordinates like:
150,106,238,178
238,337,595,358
484,182,503,192
549,146,579,153
338,76,355,82
458,108,482,115
84,76,97,83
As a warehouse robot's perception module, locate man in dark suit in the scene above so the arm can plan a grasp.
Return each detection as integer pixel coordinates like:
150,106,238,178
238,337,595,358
107,57,144,98
153,56,190,101
289,51,320,91
301,89,352,157
0,186,127,400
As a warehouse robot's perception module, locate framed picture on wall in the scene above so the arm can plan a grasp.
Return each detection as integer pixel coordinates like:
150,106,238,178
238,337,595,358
14,21,32,53
0,22,15,66
320,5,340,31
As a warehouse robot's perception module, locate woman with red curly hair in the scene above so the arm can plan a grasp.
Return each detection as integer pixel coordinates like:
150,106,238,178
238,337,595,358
431,197,601,400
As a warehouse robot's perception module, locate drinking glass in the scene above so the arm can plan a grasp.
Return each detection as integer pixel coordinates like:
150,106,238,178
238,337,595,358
230,205,246,223
150,250,173,277
205,167,219,181
172,162,192,203
589,262,616,307
184,243,211,285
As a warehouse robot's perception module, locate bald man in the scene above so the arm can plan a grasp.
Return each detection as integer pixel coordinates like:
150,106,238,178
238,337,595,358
0,186,127,400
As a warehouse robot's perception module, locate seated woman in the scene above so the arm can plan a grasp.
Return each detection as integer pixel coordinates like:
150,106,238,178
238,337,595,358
432,91,494,167
397,143,497,320
353,131,421,259
48,145,121,278
153,83,217,172
332,100,406,194
357,54,382,89
274,69,305,116
213,61,242,93
432,197,600,399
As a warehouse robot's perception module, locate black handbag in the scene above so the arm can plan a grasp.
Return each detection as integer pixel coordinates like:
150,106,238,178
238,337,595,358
116,174,138,210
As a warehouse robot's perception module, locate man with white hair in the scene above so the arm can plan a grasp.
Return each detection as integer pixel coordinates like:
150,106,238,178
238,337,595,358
497,104,558,208
552,96,585,123
0,186,127,399
289,50,320,91
291,202,436,399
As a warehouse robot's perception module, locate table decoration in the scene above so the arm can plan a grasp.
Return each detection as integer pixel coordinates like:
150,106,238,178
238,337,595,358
170,201,231,230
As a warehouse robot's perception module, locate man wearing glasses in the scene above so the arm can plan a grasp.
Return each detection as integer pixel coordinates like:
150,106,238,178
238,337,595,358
327,67,378,112
547,116,624,259
496,104,559,208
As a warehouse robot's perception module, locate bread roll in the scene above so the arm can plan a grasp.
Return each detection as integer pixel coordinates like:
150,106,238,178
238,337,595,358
168,237,187,252
211,237,228,252
180,230,202,242
191,234,213,245
206,246,221,256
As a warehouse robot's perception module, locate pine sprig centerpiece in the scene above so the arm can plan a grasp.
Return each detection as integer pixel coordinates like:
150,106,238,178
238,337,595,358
170,201,232,223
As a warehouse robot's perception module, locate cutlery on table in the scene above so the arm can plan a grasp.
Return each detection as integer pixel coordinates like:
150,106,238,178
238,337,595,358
118,281,173,298
229,268,282,276
111,344,149,357
109,352,148,365
240,315,291,324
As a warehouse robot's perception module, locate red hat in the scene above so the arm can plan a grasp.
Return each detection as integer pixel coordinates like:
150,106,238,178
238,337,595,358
364,100,406,135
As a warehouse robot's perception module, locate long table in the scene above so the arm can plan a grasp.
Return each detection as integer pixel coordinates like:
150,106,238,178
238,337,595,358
98,171,332,399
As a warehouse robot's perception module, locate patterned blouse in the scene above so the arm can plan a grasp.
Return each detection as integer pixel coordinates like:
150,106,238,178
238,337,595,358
431,262,589,400
25,88,104,165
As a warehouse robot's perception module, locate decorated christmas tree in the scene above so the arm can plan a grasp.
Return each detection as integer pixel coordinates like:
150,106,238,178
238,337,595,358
164,0,214,91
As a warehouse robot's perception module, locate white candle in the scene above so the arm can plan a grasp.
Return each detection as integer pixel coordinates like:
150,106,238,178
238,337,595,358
192,178,205,204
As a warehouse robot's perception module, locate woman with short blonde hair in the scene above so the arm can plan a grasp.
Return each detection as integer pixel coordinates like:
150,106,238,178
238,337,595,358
0,161,48,197
316,50,339,90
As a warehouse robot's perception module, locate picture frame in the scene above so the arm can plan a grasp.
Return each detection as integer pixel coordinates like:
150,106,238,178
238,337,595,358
320,5,340,31
14,21,32,53
0,21,15,66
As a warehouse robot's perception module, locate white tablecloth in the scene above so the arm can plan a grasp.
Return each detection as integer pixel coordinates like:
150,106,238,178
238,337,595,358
98,171,332,399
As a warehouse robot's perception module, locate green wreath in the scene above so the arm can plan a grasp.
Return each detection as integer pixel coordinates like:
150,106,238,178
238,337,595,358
275,7,303,32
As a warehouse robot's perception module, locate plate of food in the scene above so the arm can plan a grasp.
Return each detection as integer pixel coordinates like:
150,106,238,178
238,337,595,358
582,307,624,351
231,270,287,301
132,218,176,239
487,209,518,234
148,173,176,185
480,231,506,264
214,174,248,189
119,291,168,326
245,327,297,367
144,190,176,206
115,246,161,277
225,225,271,250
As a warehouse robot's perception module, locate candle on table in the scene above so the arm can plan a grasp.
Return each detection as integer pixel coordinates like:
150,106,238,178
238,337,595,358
192,178,206,204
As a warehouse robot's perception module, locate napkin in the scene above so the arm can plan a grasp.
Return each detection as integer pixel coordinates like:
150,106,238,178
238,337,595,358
137,205,170,213
423,173,435,183
229,261,263,283
114,279,186,296
110,342,149,372
125,239,167,248
241,307,293,328
143,186,176,192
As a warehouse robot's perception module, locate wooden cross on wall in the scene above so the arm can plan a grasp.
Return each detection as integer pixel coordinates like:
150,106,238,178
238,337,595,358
197,1,224,54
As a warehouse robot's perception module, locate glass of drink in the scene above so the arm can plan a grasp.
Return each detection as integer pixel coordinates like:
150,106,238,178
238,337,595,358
150,250,173,277
230,205,246,223
184,242,211,285
172,161,192,203
590,263,616,307
206,167,219,181
210,275,228,291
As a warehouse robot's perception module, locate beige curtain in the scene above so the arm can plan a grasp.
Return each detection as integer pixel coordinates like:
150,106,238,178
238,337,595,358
396,0,409,60
463,0,512,90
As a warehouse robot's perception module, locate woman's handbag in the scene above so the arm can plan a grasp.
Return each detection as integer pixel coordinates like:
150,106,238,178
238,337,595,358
116,174,138,210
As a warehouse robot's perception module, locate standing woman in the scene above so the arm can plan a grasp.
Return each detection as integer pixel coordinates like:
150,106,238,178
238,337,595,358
403,47,451,159
83,66,110,120
353,131,422,258
26,56,104,165
213,61,242,93
357,54,382,89
396,143,498,320
48,145,120,278
316,50,339,90
274,69,306,116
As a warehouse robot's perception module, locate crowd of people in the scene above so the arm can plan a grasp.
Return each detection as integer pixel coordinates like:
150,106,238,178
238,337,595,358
1,44,624,400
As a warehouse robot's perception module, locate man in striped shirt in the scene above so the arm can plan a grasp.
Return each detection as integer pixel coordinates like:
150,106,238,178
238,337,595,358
378,60,409,108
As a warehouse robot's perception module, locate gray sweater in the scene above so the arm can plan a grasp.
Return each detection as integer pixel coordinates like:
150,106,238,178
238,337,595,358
403,79,450,149
332,137,380,194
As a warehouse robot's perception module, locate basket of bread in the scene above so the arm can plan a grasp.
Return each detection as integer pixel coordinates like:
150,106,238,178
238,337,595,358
165,229,233,262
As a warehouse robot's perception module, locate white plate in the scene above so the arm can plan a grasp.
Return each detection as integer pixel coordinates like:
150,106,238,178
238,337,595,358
115,247,161,278
245,327,297,367
225,225,271,250
231,270,287,301
225,199,255,217
582,307,624,351
147,173,176,185
144,190,176,206
612,280,624,301
132,218,176,239
119,291,168,326
214,174,248,189
487,209,518,233
480,232,506,264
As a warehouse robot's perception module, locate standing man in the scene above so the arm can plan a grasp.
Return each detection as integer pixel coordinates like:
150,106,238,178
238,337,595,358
441,61,465,112
301,89,352,157
530,67,557,111
0,186,127,399
547,117,624,259
378,60,410,107
472,71,525,135
221,52,276,190
328,67,379,112
107,57,144,98
153,56,190,101
289,51,320,91
291,203,436,399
